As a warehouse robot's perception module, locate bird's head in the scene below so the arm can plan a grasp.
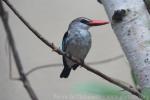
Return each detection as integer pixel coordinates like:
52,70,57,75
69,17,109,30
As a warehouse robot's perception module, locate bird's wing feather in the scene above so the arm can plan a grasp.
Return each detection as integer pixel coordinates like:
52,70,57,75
62,31,68,51
62,31,70,68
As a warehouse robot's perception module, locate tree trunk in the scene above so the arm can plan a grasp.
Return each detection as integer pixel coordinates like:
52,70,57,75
98,0,150,98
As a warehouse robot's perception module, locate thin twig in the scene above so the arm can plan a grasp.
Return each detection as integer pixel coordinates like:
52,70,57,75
8,42,18,80
0,0,39,100
26,63,62,76
88,54,124,65
2,0,143,99
8,42,20,80
25,54,124,76
6,39,18,80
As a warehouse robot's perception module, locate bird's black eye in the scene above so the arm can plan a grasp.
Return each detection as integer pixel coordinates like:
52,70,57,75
80,19,89,24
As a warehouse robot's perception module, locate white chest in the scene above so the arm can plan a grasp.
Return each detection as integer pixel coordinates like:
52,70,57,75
66,29,91,59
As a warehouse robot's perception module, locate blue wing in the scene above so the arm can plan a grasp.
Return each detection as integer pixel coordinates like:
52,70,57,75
62,32,68,51
60,31,72,78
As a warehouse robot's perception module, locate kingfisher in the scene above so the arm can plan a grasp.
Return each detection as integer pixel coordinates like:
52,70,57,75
60,17,109,78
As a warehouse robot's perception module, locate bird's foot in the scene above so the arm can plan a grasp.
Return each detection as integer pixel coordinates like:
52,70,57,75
79,59,85,67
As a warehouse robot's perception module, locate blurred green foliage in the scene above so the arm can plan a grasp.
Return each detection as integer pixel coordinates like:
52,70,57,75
72,81,136,100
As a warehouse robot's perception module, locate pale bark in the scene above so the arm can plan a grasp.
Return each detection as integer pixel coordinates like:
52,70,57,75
99,0,150,96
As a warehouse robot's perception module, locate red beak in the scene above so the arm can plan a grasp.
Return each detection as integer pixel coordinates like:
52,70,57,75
88,20,109,26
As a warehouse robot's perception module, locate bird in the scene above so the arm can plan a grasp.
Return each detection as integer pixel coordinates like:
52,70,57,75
60,17,109,78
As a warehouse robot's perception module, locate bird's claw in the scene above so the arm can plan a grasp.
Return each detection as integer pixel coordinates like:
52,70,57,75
79,59,84,66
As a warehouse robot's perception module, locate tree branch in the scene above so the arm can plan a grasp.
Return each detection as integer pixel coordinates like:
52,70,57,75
98,0,150,99
0,0,39,100
2,0,143,99
25,54,124,76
